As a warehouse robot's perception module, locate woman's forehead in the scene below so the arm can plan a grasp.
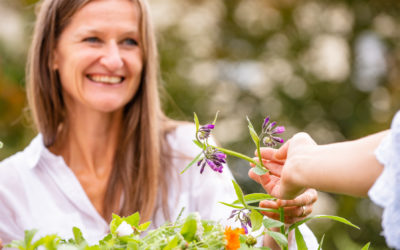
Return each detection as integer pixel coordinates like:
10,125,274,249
66,0,141,32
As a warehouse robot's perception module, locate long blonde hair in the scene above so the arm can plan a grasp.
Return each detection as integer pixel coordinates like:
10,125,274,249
27,0,175,222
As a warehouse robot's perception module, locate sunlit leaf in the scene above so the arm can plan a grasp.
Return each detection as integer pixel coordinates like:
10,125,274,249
163,235,180,250
252,165,268,176
266,230,288,248
72,227,86,245
232,180,247,208
317,234,325,250
289,215,359,232
263,217,284,229
180,151,203,174
232,193,275,205
247,117,260,147
361,242,371,250
250,209,263,231
194,112,199,132
180,213,198,242
294,227,307,250
212,111,220,125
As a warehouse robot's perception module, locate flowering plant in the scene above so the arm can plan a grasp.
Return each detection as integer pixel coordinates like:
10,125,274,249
182,112,366,250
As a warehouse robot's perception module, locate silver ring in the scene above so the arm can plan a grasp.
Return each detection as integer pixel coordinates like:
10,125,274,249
300,205,306,217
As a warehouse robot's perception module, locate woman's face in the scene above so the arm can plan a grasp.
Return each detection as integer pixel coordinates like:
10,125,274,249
53,0,143,113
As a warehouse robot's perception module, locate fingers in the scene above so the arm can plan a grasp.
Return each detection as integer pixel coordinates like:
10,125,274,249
248,169,284,197
250,158,283,176
258,189,318,224
275,141,289,160
259,201,313,224
0,238,2,250
257,148,284,164
278,189,318,207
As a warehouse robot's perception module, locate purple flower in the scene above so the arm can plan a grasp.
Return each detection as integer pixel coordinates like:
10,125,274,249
228,209,252,234
261,116,285,148
197,124,215,140
262,117,270,130
197,147,226,174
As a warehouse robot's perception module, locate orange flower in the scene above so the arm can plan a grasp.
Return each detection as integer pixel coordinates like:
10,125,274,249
224,226,245,250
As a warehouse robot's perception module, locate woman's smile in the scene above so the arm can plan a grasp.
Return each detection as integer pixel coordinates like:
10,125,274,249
86,74,125,85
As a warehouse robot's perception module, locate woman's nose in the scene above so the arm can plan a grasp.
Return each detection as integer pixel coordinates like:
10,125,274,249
100,41,123,71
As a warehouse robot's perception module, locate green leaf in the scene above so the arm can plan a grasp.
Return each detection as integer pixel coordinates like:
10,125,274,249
232,193,275,205
250,209,263,231
5,230,38,250
127,241,139,250
181,151,203,174
263,217,284,229
232,180,247,208
72,227,86,245
212,111,220,125
25,229,38,248
33,235,60,250
110,214,123,234
361,242,371,250
289,215,360,232
194,112,200,132
266,230,288,248
163,235,180,250
180,213,198,242
247,116,260,146
219,201,245,209
220,201,279,213
139,221,151,231
247,205,279,213
294,227,307,250
193,140,204,149
125,212,140,227
252,165,268,176
317,234,325,250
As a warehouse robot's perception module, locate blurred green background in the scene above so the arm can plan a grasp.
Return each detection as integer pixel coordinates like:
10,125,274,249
1,0,400,249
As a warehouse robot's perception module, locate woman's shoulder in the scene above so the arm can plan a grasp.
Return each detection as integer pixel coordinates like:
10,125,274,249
0,135,44,173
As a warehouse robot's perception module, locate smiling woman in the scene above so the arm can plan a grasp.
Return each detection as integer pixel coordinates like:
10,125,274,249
0,0,318,248
52,0,143,112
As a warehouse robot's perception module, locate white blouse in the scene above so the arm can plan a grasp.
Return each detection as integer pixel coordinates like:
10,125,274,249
0,124,317,248
369,111,400,249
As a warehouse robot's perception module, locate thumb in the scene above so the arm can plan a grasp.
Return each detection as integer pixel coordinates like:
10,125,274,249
275,140,289,160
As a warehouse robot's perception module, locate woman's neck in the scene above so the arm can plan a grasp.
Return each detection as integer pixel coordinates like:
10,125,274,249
50,107,122,175
49,107,124,218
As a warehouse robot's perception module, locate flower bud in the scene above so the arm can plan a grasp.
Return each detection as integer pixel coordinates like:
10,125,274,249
116,221,134,237
245,235,257,247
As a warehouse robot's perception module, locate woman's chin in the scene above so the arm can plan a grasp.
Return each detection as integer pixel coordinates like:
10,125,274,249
83,98,130,113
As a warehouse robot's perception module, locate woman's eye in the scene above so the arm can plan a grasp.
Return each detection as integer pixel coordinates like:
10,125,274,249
83,37,101,43
122,38,138,46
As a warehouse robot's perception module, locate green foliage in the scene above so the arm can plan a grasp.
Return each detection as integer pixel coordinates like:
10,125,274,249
6,212,228,250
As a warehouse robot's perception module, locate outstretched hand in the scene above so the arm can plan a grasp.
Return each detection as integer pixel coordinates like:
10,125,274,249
249,133,318,223
249,132,317,200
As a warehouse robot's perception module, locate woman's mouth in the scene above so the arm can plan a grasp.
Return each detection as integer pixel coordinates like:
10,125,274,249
87,74,124,84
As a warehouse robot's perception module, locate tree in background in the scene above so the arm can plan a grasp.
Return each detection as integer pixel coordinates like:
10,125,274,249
1,0,399,249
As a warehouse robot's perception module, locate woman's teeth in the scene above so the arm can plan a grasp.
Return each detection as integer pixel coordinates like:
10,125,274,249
88,75,123,84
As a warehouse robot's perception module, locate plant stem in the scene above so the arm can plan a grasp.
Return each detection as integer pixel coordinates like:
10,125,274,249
215,146,260,167
256,144,264,168
279,207,288,250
